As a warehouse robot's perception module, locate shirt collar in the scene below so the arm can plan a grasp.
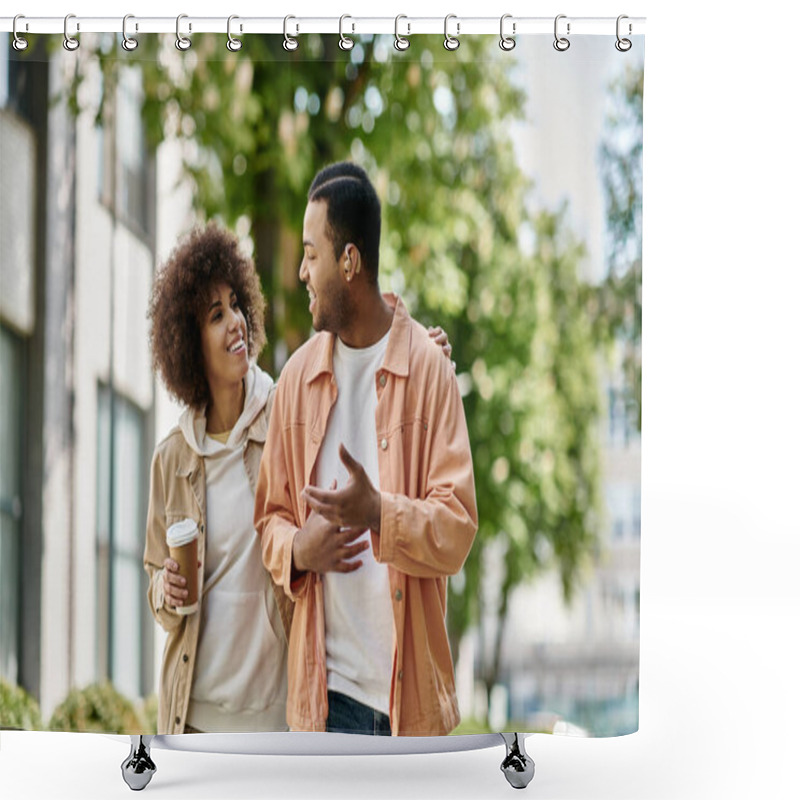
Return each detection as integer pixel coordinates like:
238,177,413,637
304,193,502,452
304,293,411,384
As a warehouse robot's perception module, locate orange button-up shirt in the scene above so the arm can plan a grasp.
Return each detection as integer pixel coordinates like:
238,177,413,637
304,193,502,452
255,294,478,735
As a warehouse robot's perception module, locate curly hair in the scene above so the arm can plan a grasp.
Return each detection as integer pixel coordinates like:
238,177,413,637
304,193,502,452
148,224,266,409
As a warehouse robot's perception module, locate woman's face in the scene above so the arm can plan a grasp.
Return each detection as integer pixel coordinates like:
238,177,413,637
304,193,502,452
200,282,249,396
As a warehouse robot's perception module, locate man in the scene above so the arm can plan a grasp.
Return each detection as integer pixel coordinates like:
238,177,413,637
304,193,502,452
254,162,478,736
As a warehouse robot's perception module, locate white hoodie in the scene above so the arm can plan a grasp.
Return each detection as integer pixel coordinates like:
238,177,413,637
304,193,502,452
179,365,288,732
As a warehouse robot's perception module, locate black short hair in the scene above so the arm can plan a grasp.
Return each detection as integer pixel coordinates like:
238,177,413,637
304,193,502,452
309,161,372,193
308,162,381,283
148,224,266,409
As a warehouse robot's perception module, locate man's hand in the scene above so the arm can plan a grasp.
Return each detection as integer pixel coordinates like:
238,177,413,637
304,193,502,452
302,444,382,533
293,478,371,574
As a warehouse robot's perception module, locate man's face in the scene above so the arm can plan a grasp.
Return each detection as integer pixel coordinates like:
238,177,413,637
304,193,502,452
300,200,353,333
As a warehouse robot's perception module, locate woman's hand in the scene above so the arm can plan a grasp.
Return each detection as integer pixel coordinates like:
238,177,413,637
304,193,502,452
428,325,455,369
162,558,201,608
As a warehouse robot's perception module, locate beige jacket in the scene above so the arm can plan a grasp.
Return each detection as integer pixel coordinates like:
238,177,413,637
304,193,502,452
144,391,293,734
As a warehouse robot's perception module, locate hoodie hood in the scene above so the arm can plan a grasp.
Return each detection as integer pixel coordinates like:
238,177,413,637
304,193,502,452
179,364,274,456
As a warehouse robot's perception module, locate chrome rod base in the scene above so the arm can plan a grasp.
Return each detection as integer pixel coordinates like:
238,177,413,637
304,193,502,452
500,733,535,789
121,735,156,791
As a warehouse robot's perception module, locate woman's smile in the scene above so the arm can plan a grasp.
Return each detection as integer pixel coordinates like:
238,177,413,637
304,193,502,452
201,282,250,393
227,336,247,356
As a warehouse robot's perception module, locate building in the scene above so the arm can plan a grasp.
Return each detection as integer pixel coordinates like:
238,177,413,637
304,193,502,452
1,36,189,720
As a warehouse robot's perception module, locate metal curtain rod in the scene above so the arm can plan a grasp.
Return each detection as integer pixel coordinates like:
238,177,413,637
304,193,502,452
1,15,646,36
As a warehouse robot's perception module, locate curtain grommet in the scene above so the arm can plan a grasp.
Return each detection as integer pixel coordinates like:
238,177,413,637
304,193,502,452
499,14,516,51
121,14,138,51
175,14,192,51
339,14,354,51
12,15,29,51
283,15,299,51
444,14,460,51
63,13,80,52
615,15,632,52
394,15,410,51
553,14,570,52
227,15,243,52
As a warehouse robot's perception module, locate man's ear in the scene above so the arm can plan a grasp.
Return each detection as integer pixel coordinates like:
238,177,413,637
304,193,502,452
350,245,362,275
342,244,362,281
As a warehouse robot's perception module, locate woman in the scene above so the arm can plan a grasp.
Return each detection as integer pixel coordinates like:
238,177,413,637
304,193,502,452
144,224,452,734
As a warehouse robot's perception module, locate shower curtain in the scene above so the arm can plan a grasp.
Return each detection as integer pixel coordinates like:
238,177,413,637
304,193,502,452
0,21,644,741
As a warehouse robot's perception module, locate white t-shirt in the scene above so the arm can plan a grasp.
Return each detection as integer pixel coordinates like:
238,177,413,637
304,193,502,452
178,367,288,733
187,436,288,732
318,331,394,715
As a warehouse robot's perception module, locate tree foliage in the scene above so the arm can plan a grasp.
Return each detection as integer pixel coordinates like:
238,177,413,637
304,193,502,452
48,682,144,733
0,679,43,730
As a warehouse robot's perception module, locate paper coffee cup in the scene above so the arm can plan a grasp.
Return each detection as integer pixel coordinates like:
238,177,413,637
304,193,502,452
166,518,200,615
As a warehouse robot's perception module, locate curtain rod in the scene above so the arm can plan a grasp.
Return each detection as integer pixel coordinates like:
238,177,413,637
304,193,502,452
1,15,646,37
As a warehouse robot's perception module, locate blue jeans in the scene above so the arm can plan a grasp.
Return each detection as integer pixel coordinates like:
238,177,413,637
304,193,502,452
326,690,391,735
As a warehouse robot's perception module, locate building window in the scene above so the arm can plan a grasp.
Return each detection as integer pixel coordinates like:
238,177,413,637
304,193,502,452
118,67,149,234
607,386,638,448
96,385,151,699
606,483,642,544
0,326,24,683
1,37,9,108
606,484,626,542
97,66,153,240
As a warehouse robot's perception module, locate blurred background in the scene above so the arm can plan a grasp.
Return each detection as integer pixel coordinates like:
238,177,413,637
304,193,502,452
0,32,643,736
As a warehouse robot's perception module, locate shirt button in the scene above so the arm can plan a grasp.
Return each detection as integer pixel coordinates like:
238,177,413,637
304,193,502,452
379,373,386,387
398,670,404,681
183,654,189,663
175,716,181,725
381,438,388,450
394,589,402,601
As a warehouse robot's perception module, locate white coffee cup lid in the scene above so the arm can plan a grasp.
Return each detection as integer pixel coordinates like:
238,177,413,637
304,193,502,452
166,518,198,547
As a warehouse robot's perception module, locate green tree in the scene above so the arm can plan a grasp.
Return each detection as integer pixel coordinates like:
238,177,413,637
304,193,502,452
79,34,603,723
444,207,602,699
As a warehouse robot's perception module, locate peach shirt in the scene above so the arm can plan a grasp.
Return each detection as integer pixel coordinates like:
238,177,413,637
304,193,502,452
255,294,478,735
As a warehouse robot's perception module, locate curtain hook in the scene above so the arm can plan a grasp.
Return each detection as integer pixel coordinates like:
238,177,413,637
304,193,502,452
553,14,570,52
394,15,410,51
175,14,192,50
227,15,243,51
615,15,632,52
499,14,516,51
283,15,299,51
63,13,80,52
339,15,354,51
122,14,138,51
443,14,460,51
12,15,29,52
